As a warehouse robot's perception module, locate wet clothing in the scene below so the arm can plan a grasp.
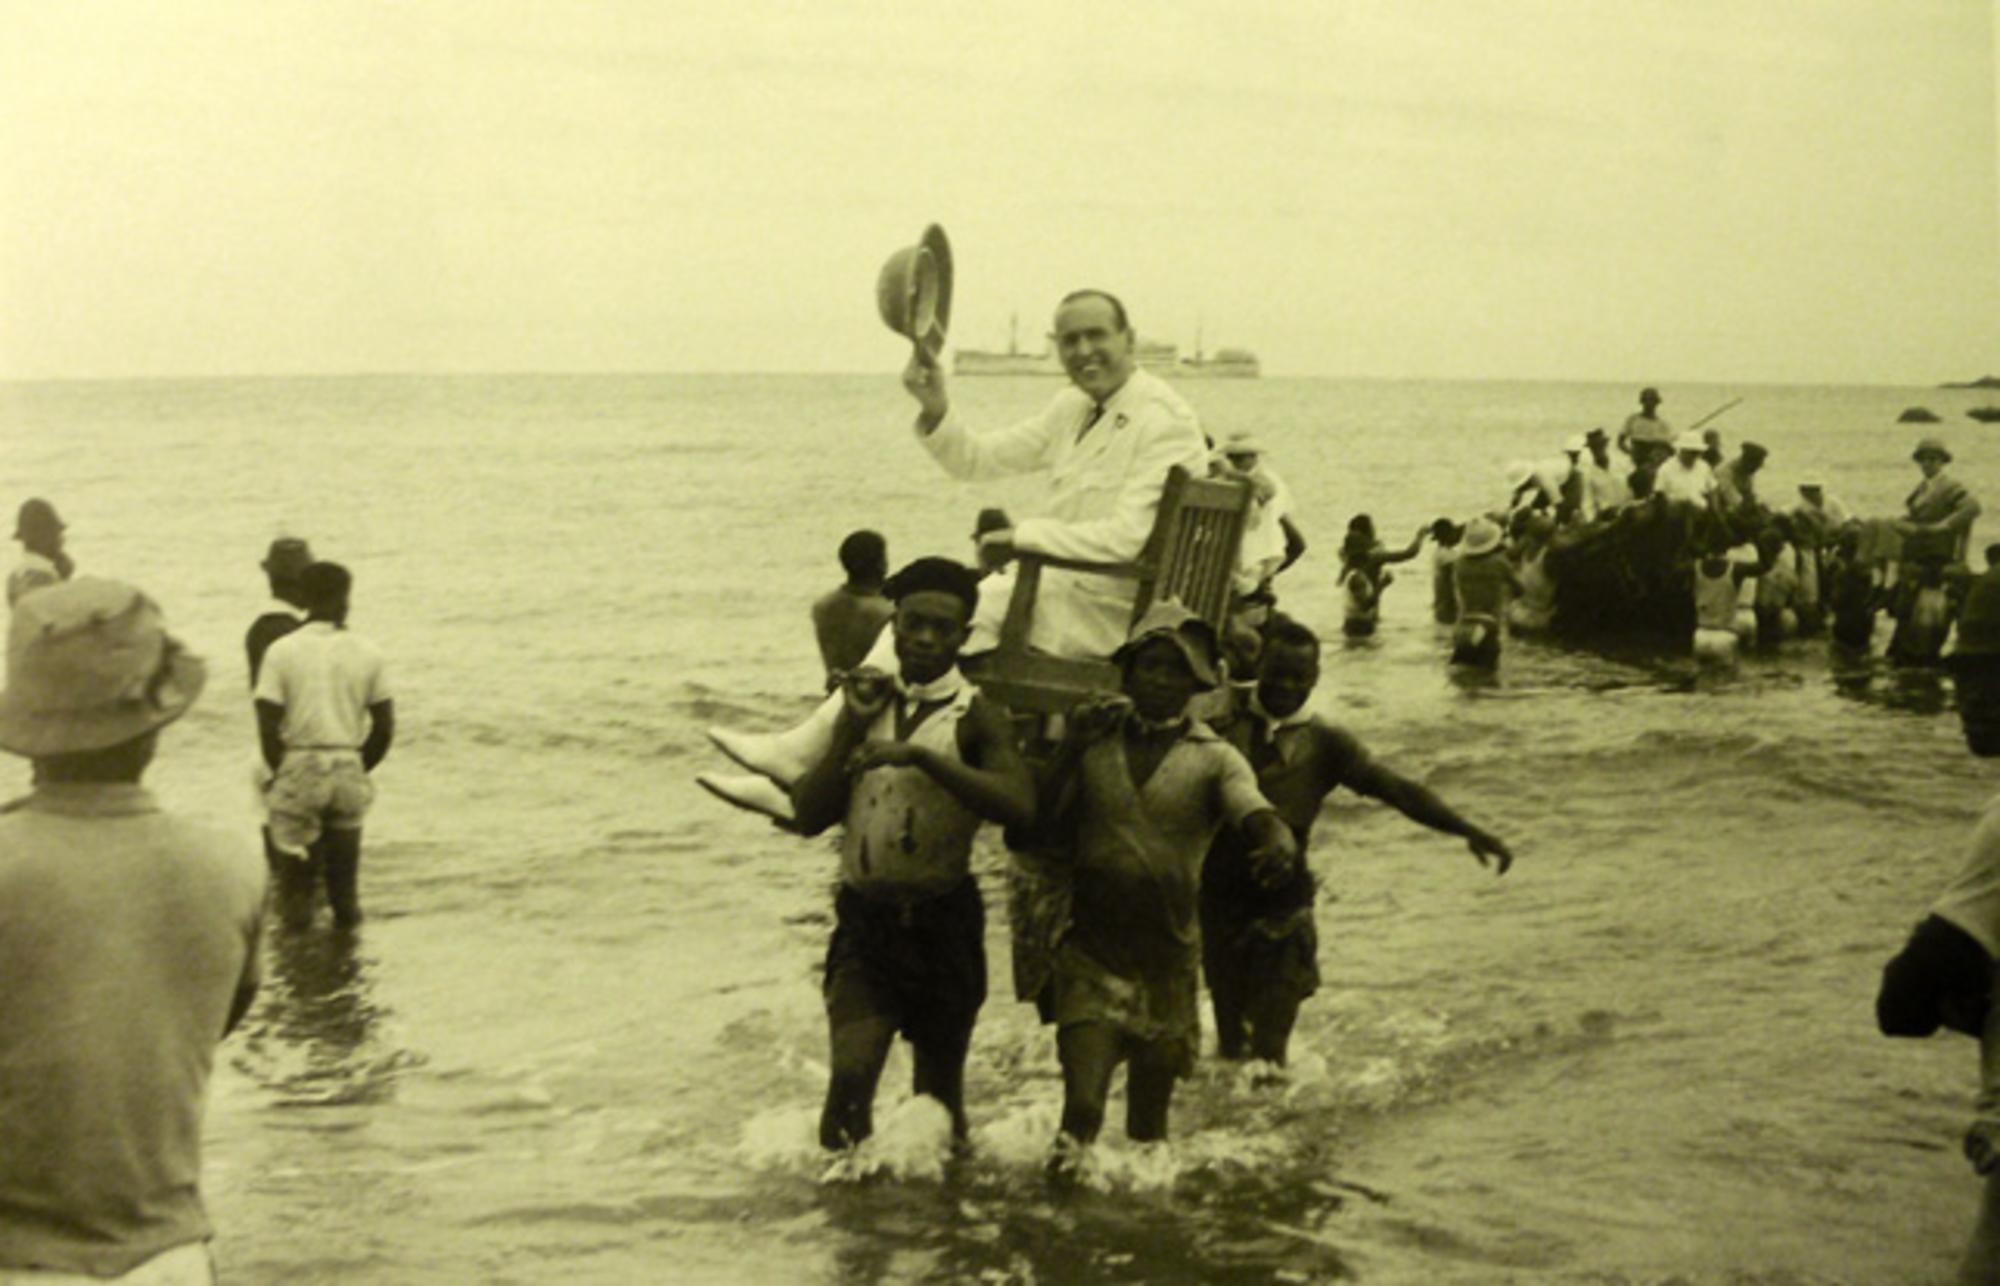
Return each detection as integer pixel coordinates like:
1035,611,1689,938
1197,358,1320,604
810,586,893,686
823,675,990,1053
1051,720,1273,1073
824,877,986,1052
1201,708,1372,1011
918,368,1208,658
0,785,263,1278
838,680,982,892
1453,550,1515,621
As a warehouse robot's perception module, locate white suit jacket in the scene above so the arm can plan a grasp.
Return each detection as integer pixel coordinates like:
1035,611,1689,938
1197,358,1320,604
918,368,1209,659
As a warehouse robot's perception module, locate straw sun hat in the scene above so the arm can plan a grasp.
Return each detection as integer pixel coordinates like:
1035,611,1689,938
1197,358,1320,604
875,224,953,360
0,577,206,757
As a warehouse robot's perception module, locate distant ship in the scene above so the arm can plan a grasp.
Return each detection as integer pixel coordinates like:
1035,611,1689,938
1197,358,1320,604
952,315,1259,378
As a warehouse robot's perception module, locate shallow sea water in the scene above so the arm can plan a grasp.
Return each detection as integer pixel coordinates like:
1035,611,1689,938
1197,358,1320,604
6,371,2000,1283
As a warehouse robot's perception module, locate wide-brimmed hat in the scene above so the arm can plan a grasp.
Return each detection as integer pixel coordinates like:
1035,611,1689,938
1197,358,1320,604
1564,433,1587,454
14,498,63,541
0,577,206,757
1584,426,1609,445
1112,598,1218,688
1462,517,1504,557
1913,437,1953,464
875,224,953,360
1672,432,1703,454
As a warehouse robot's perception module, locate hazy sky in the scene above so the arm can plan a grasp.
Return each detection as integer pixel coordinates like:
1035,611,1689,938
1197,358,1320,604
3,1,1995,383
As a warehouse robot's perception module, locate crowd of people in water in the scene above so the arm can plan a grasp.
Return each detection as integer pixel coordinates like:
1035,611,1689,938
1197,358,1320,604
4,276,1998,1280
692,275,2000,1278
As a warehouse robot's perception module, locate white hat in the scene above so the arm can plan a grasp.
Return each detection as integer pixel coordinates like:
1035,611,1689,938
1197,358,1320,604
1564,434,1587,454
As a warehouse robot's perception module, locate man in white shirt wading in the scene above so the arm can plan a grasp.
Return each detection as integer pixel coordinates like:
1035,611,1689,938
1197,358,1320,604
254,561,394,929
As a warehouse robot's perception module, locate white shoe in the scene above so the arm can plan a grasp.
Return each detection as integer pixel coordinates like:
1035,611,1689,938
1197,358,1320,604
696,772,798,827
705,723,818,787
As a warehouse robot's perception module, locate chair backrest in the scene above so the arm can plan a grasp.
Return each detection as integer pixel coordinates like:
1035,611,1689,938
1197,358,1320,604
973,465,1251,718
1130,466,1252,631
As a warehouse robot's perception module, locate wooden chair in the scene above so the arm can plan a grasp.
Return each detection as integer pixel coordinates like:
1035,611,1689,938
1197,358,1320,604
972,465,1252,717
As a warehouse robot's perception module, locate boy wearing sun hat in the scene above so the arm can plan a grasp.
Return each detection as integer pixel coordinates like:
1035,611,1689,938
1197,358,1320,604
0,578,265,1283
1034,601,1294,1175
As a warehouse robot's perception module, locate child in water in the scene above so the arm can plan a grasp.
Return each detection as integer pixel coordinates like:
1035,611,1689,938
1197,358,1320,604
1338,515,1427,638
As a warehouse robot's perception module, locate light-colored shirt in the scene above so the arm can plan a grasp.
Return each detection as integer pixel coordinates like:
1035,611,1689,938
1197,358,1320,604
6,553,61,607
253,621,391,749
1656,458,1716,505
839,680,983,893
0,785,263,1277
918,368,1209,658
1935,796,2000,961
1581,458,1629,517
1621,411,1674,449
1234,468,1294,592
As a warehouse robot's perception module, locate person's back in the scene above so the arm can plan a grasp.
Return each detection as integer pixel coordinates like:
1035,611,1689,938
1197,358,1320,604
1454,549,1512,620
811,586,893,680
0,576,262,1279
0,798,262,1276
260,623,386,746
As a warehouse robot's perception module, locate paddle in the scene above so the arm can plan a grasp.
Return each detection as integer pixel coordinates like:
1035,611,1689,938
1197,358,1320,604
1687,397,1744,433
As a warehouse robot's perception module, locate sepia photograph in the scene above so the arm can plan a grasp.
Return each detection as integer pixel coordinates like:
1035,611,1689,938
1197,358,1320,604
3,3,1999,1282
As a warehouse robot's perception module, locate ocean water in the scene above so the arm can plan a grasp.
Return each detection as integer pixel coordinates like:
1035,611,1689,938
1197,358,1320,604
6,371,2000,1284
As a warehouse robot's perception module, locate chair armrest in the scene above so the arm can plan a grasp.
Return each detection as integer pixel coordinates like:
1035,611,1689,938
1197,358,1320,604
1016,551,1145,579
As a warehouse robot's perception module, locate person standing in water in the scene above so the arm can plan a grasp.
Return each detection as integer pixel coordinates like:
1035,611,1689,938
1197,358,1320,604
1035,603,1295,1176
811,530,894,690
254,562,395,929
1338,515,1426,638
1450,518,1520,668
1200,615,1513,1067
1877,569,2000,1280
790,557,1034,1152
8,498,73,607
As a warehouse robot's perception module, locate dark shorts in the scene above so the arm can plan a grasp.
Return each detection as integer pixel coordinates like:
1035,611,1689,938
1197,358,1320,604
825,877,986,1051
1878,914,1991,1039
1201,894,1321,1004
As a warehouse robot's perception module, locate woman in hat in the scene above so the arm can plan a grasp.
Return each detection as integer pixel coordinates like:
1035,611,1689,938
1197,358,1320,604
1450,518,1520,668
